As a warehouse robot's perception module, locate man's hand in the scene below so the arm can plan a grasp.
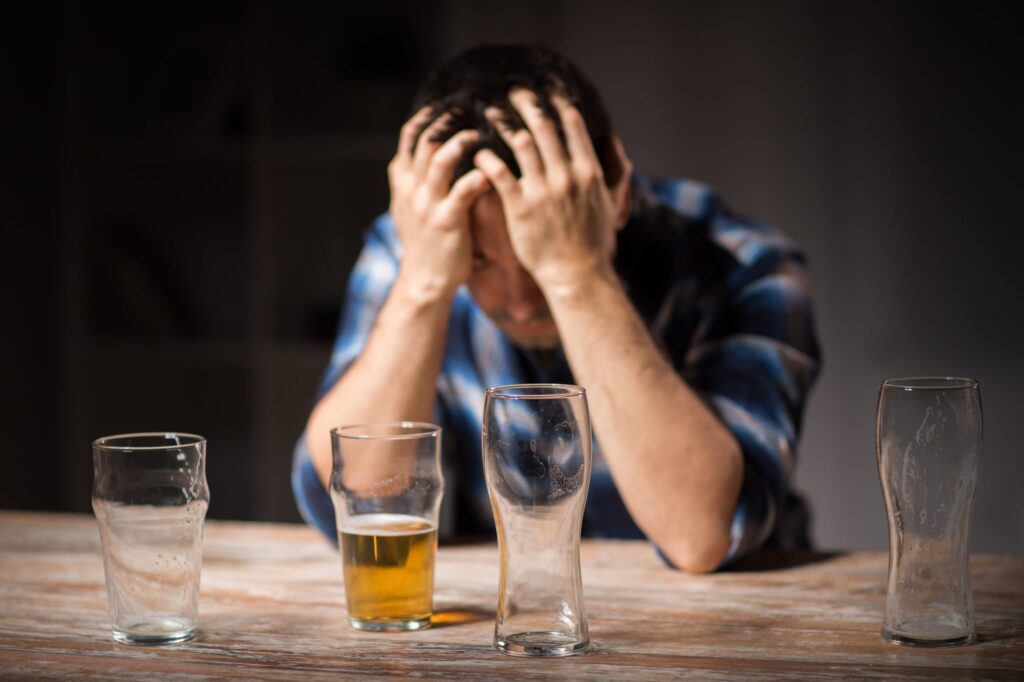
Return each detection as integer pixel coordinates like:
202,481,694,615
307,109,490,487
388,107,490,297
474,91,741,571
473,91,633,294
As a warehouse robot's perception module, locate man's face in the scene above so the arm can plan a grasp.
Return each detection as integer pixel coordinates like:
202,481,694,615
467,190,561,350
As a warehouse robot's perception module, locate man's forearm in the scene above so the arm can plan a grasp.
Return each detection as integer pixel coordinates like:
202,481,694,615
306,272,454,487
544,270,743,573
306,101,490,488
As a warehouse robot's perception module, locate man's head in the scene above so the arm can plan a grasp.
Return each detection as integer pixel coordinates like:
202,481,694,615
411,45,623,187
408,45,628,349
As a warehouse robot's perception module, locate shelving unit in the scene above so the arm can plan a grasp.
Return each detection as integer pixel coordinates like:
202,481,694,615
57,2,441,522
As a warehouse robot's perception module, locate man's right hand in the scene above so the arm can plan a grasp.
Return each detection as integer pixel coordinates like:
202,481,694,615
387,107,490,299
307,110,488,487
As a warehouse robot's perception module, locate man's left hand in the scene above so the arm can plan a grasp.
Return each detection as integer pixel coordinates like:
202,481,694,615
474,90,632,294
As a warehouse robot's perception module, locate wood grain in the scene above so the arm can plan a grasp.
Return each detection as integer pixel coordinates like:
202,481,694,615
1,511,1022,680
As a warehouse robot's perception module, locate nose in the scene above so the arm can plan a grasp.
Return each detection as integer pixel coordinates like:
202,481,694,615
504,267,546,323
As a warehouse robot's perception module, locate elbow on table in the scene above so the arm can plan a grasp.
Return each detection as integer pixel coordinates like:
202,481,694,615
655,455,742,573
658,528,732,574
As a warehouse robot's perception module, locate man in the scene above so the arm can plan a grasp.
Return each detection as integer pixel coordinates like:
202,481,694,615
293,45,820,572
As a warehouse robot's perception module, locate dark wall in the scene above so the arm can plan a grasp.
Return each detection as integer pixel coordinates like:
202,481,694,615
3,1,1022,552
2,4,61,510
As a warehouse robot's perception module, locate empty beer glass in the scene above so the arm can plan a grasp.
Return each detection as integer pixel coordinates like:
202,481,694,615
330,423,444,631
876,377,983,646
482,384,592,657
92,432,209,645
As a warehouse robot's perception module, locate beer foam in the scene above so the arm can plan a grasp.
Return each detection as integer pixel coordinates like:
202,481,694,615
340,513,436,536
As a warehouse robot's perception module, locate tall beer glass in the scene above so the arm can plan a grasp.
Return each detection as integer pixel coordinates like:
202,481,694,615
876,377,982,646
330,422,443,631
483,384,592,657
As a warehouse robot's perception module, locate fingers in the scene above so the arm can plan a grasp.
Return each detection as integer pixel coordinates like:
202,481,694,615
412,113,453,180
484,106,545,181
425,129,480,197
474,148,522,207
444,168,490,211
509,89,570,185
551,94,602,182
392,106,433,173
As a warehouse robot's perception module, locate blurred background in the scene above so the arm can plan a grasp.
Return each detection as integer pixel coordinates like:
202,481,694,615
3,1,1021,554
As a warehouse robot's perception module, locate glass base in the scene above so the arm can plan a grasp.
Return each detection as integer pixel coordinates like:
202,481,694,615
496,631,589,657
112,617,196,646
882,626,975,647
349,616,431,632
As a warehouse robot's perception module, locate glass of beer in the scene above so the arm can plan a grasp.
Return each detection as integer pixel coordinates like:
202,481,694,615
329,422,443,632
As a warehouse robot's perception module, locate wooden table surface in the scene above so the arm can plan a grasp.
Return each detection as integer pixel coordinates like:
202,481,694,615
1,511,1022,680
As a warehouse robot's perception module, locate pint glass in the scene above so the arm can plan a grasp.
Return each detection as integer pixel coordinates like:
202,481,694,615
483,384,592,657
330,422,443,631
876,377,982,646
92,432,209,645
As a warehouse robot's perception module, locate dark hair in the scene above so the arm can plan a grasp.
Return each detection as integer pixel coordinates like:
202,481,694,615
410,44,622,184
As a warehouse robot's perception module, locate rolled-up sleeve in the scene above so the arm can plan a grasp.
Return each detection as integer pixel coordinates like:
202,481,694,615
684,255,821,567
291,215,400,541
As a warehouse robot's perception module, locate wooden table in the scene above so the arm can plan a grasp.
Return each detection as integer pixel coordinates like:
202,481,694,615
1,512,1022,680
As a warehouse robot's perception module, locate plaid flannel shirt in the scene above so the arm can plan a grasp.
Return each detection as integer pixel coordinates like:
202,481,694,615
292,173,821,568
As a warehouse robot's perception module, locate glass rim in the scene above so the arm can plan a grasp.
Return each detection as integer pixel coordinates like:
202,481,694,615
485,383,586,399
881,377,979,390
92,432,206,451
331,421,442,441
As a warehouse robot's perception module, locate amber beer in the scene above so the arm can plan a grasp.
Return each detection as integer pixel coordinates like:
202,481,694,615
339,513,437,630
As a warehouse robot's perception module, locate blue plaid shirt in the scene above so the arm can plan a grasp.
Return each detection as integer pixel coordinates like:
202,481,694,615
293,173,821,568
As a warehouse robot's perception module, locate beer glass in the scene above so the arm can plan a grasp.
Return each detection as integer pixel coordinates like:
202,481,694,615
92,432,209,645
330,422,443,631
482,384,592,657
876,377,982,646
